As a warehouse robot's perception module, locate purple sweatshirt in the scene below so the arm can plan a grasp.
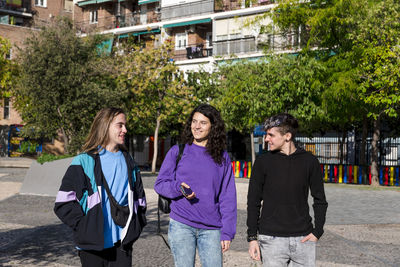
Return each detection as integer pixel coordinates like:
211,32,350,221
154,143,237,241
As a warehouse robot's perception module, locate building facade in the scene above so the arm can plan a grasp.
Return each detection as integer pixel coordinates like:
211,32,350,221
73,0,292,73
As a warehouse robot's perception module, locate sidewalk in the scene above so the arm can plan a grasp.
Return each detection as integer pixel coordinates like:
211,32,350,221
0,157,33,168
0,170,399,266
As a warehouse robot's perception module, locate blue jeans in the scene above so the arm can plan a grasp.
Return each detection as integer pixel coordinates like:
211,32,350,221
168,218,222,267
259,235,316,267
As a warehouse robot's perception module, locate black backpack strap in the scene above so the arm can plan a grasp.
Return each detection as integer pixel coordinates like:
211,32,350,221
157,143,185,249
175,143,185,169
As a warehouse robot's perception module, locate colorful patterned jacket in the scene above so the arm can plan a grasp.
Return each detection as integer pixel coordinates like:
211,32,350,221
54,151,146,251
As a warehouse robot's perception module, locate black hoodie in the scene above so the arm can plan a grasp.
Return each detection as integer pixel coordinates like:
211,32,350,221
247,148,328,239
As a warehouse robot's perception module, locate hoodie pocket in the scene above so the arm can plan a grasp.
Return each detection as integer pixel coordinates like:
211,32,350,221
262,205,309,233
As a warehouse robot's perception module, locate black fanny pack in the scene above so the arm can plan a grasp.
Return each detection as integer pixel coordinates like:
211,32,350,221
102,174,129,227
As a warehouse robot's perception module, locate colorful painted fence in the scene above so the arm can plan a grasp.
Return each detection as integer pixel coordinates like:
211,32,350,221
231,161,252,178
321,165,400,186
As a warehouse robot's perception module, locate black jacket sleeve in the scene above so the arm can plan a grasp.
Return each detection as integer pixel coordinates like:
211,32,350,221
309,157,328,239
247,156,266,237
54,165,86,230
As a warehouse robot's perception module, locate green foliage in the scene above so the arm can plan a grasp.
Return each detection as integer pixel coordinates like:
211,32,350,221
17,140,39,154
354,0,400,119
116,39,194,138
36,153,74,164
185,69,220,104
213,54,326,135
273,0,367,52
12,17,125,153
0,36,17,97
273,0,400,121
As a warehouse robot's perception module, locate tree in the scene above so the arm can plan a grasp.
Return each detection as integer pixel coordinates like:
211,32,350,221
214,60,273,164
0,36,16,97
12,17,124,154
353,0,400,185
214,54,325,163
117,39,194,173
271,0,400,185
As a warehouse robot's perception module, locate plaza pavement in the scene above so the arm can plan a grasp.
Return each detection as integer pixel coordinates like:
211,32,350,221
0,162,399,266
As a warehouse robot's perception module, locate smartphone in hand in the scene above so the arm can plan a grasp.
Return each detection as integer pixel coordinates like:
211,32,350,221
180,185,193,197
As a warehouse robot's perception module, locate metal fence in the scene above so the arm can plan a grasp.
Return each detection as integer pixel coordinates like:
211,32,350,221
296,133,400,166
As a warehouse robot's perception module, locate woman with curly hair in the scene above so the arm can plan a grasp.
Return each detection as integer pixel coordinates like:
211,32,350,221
154,104,237,267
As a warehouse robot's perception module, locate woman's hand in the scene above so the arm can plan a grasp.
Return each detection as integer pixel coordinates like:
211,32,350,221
221,240,231,253
180,182,196,199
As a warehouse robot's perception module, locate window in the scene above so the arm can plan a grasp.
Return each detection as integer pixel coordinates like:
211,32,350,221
3,98,10,120
175,33,187,50
90,10,98,24
35,0,47,8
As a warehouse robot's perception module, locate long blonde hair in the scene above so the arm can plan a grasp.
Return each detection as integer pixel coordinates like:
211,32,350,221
82,107,126,153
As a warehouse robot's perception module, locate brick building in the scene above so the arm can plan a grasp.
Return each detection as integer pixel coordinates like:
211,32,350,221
0,0,73,156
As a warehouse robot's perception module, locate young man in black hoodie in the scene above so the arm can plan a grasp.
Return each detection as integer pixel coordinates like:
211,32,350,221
247,113,328,267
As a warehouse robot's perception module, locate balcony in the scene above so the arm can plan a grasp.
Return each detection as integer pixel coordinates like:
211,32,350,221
161,0,214,21
174,43,213,61
75,12,161,34
258,31,301,51
0,0,32,18
214,37,258,56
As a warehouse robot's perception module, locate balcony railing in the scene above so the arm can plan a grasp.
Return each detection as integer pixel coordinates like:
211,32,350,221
0,0,31,17
75,12,161,33
161,0,214,21
174,43,213,61
258,31,301,51
214,37,258,56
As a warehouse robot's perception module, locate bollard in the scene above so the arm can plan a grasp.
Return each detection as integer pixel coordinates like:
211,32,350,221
390,167,394,186
396,167,399,186
239,161,244,178
368,166,371,185
334,165,338,183
248,161,252,178
243,162,248,178
235,161,240,178
358,166,363,184
379,166,383,185
330,165,334,183
384,167,389,186
324,165,329,182
348,165,353,184
353,166,358,184
343,165,347,184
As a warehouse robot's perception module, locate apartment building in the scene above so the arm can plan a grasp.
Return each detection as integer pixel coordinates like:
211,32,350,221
72,0,299,73
0,0,73,156
0,0,73,123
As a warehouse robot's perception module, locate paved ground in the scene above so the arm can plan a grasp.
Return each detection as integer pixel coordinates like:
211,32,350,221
0,166,399,267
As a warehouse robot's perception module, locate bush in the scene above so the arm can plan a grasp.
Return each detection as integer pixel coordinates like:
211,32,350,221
36,153,74,164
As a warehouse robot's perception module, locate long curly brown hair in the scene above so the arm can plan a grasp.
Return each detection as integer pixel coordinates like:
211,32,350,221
181,104,226,164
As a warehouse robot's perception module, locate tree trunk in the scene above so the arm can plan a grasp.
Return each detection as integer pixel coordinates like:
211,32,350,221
360,115,368,166
151,116,161,174
370,117,380,186
250,132,256,165
60,127,69,154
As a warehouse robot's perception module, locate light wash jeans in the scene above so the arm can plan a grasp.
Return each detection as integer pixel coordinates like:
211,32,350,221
259,235,316,267
168,218,222,267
